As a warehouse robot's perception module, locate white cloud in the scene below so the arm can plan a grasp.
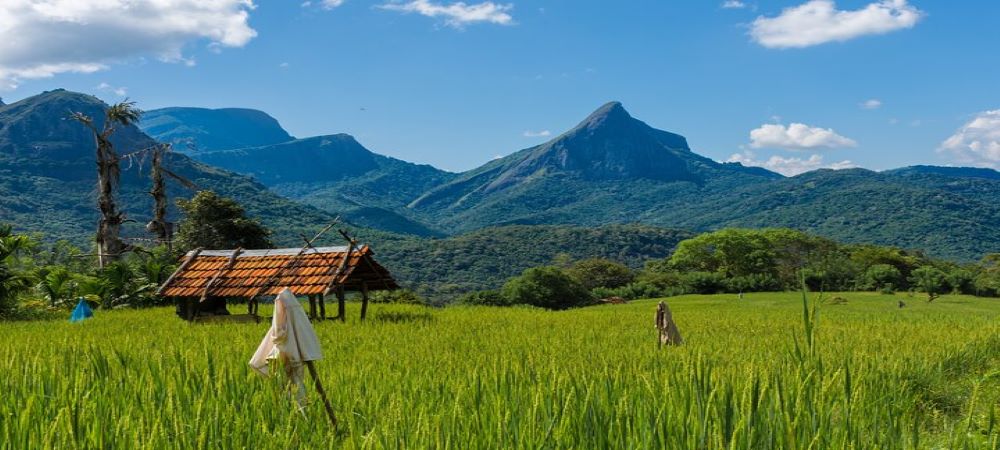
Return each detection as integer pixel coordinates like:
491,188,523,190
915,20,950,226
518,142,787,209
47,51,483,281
722,1,747,9
728,151,856,176
749,122,857,150
321,0,345,8
279,62,290,68
523,130,551,138
861,98,882,109
939,110,1000,169
750,0,924,49
96,82,127,97
0,0,257,89
379,0,514,28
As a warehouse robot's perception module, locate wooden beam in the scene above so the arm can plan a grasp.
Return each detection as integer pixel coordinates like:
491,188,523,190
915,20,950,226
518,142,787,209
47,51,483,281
247,219,339,300
360,282,370,321
157,247,202,296
318,294,327,320
322,241,356,298
336,285,346,322
200,247,243,303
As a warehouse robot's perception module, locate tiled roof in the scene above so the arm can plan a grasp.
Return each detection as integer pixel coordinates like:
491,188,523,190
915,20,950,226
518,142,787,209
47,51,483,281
158,245,398,298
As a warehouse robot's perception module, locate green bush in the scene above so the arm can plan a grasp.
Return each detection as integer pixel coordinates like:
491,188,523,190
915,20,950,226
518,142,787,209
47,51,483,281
725,273,781,293
681,271,728,295
861,264,902,291
457,290,510,306
566,258,634,290
369,289,425,305
594,281,665,301
501,267,595,310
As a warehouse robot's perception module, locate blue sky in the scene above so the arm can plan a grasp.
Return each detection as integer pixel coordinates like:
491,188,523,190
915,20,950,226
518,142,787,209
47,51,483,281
2,1,999,174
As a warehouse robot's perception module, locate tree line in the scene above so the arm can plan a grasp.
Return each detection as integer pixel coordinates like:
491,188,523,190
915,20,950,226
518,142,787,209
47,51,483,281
458,228,1000,309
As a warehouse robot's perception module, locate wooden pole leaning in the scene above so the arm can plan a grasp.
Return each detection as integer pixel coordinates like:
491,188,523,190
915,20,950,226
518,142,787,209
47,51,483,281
305,361,338,428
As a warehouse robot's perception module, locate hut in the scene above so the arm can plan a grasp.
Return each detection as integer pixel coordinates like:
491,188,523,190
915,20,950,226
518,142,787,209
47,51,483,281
157,245,398,322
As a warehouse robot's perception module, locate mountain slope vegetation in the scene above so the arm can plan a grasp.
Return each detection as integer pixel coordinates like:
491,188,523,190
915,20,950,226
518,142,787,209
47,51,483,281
0,90,338,246
140,107,294,153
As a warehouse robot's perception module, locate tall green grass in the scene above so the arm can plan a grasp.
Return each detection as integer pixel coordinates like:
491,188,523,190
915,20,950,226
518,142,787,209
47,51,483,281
1,292,998,448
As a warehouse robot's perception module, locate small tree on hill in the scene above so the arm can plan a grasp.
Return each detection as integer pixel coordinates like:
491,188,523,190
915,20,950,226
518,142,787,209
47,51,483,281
862,264,902,292
174,191,272,252
501,266,594,310
567,258,634,291
909,266,946,302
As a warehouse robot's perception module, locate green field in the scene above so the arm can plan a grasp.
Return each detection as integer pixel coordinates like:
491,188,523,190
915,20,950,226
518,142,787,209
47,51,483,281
2,292,999,449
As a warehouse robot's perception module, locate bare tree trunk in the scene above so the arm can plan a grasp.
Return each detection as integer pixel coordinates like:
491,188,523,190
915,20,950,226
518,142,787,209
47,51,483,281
146,146,173,252
95,134,126,268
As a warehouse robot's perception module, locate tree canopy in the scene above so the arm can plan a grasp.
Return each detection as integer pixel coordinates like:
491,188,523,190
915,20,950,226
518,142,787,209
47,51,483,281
174,191,273,252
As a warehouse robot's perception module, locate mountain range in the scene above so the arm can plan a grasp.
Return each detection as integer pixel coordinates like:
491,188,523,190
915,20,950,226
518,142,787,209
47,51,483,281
1,88,997,300
141,98,1000,262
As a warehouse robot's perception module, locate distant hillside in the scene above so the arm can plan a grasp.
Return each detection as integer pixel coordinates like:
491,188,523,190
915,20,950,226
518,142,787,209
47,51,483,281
140,107,294,153
885,165,1000,180
192,134,456,237
673,168,1000,262
407,101,781,232
0,90,341,246
373,224,694,301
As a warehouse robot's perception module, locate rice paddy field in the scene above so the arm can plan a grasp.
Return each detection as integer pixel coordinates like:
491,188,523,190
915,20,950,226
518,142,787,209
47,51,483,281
2,292,999,449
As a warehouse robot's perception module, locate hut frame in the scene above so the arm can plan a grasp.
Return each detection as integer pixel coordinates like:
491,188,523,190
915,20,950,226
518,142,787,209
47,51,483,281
157,240,398,322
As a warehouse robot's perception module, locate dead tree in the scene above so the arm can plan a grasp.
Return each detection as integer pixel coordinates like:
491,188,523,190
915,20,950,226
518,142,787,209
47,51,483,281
655,301,683,347
144,144,195,252
72,101,142,268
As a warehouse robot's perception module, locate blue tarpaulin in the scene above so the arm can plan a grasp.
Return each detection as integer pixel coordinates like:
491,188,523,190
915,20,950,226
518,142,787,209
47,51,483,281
70,298,93,323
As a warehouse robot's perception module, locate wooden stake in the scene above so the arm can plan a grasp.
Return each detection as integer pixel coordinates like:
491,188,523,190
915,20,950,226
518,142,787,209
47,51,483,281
319,295,327,320
308,294,317,319
360,282,370,321
336,286,346,322
305,360,338,428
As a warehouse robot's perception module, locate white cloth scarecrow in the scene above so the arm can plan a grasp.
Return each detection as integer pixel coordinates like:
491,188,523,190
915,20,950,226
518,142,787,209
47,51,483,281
249,288,323,409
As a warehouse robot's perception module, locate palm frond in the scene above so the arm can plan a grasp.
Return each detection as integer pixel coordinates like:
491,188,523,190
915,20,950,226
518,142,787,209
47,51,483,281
106,100,142,127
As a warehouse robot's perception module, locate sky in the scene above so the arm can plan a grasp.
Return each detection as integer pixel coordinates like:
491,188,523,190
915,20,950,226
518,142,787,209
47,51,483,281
1,0,999,175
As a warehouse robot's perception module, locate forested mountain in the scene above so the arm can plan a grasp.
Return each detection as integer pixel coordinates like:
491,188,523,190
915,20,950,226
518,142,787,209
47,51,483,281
193,134,456,236
6,90,1000,262
0,90,337,246
140,107,294,153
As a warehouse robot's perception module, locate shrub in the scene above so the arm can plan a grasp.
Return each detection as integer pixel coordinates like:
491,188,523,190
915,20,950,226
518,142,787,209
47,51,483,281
594,281,665,301
725,273,781,293
566,258,634,290
457,290,511,306
860,264,902,292
681,271,727,295
909,266,947,302
501,266,595,310
369,289,425,305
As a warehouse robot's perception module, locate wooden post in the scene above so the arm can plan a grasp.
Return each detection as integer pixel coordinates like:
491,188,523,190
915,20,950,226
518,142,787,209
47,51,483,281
318,294,327,320
186,297,196,321
336,286,346,322
360,282,370,321
305,361,338,428
308,294,317,319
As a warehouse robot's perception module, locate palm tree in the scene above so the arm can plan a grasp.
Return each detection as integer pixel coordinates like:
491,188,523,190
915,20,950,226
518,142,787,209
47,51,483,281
0,225,33,317
72,101,143,268
35,267,75,307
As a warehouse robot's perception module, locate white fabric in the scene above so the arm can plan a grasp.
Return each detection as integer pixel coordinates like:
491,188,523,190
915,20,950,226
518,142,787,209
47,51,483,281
249,288,324,409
